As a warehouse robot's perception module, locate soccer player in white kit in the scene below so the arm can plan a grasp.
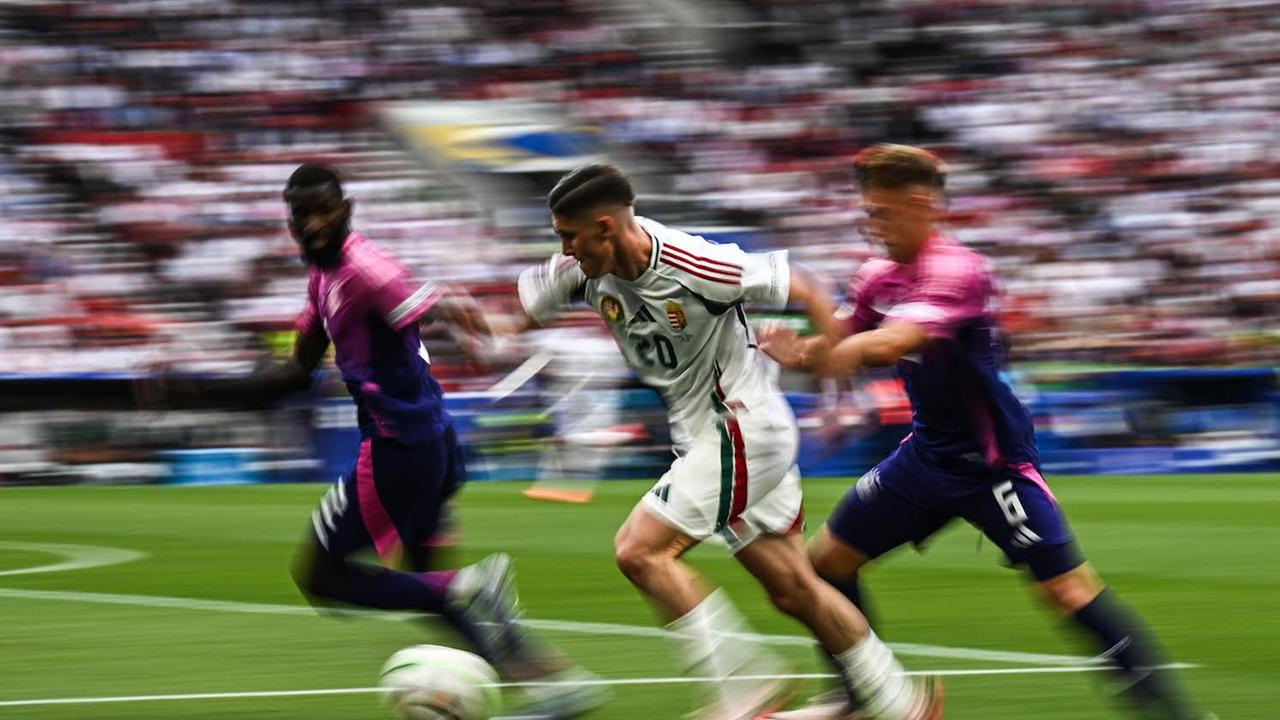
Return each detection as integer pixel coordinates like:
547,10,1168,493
518,164,943,720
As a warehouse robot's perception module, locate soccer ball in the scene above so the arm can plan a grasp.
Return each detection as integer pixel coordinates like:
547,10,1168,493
379,644,501,720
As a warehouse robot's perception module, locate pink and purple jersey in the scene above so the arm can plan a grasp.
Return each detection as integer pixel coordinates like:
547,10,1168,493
295,231,445,442
843,235,1037,469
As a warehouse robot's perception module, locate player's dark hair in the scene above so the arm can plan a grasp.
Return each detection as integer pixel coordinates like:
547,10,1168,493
547,164,635,216
852,144,946,192
285,163,344,198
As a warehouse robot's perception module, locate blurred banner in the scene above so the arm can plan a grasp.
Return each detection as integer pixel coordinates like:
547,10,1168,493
382,101,604,176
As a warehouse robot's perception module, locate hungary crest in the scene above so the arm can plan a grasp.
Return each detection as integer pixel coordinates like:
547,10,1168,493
600,295,623,323
665,300,687,331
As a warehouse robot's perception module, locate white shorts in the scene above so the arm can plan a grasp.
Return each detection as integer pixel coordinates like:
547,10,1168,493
642,410,803,554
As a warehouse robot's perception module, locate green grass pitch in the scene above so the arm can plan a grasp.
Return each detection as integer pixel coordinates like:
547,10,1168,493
0,475,1276,719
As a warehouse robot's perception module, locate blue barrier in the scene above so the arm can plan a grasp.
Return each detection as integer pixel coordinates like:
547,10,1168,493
123,366,1278,483
158,448,264,486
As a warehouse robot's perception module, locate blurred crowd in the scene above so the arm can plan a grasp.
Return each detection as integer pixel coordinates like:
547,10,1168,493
2,0,1279,380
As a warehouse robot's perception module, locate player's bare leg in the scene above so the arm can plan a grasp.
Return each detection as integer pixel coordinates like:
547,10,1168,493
614,502,790,719
740,532,942,720
614,502,708,619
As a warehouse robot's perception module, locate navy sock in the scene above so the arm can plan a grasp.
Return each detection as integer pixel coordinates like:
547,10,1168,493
299,560,500,663
828,570,875,629
1070,590,1196,719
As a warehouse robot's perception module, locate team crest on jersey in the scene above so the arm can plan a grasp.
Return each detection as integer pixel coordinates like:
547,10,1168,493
600,294,623,323
665,300,687,331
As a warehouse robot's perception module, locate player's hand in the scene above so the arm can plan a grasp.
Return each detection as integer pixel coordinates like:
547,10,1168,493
132,364,203,409
448,297,492,338
757,322,806,370
454,332,493,365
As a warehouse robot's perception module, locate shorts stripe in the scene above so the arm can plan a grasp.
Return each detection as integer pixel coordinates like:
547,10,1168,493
355,439,403,565
715,419,733,532
1011,462,1057,504
726,416,748,523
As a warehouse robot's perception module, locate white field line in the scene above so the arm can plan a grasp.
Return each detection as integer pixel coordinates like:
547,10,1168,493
0,664,1200,709
0,542,148,577
0,586,1124,667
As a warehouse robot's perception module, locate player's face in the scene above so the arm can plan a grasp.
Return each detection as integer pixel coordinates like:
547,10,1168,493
860,186,936,263
287,186,352,268
553,212,614,279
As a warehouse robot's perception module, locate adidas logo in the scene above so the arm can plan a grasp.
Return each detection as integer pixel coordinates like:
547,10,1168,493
629,306,658,326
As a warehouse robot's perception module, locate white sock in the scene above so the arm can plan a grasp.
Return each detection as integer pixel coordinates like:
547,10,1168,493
668,589,778,707
835,630,917,719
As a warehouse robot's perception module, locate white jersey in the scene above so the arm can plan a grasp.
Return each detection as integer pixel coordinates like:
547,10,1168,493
519,216,795,451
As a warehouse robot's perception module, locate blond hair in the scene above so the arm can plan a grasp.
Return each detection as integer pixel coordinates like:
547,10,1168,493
852,144,946,191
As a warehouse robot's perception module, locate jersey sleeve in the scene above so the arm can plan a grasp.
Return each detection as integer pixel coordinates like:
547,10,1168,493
657,236,790,309
349,252,441,331
295,272,326,338
518,254,588,325
884,250,990,339
376,274,441,332
841,265,883,334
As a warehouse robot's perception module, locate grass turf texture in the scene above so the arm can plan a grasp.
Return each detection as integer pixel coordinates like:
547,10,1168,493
0,475,1275,719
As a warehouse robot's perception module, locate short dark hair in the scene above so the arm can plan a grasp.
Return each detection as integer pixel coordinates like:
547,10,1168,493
547,163,635,216
852,144,945,192
285,163,343,198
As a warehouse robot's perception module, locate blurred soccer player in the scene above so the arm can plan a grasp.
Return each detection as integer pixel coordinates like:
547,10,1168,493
136,163,605,719
760,144,1211,720
518,164,943,720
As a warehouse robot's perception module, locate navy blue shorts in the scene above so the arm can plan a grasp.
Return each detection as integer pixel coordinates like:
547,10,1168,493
827,440,1082,581
309,424,466,566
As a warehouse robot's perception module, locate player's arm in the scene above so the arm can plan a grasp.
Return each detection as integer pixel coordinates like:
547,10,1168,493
516,254,587,330
232,325,330,400
820,321,928,376
812,256,985,377
134,327,329,409
418,285,493,359
360,256,493,360
758,264,845,371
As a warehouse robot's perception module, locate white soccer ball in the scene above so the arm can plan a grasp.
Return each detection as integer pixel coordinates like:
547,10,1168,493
379,644,501,720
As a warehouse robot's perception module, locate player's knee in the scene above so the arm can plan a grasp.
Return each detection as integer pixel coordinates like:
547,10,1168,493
1037,563,1103,614
767,573,820,620
291,548,334,599
614,538,656,584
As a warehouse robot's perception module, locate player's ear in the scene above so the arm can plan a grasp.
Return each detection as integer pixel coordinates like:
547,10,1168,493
595,213,617,240
340,198,354,221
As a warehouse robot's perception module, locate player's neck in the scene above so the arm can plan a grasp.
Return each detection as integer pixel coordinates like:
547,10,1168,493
612,221,652,281
900,228,936,264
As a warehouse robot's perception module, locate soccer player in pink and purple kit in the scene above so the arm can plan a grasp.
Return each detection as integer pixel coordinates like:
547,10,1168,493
137,164,605,719
761,145,1210,720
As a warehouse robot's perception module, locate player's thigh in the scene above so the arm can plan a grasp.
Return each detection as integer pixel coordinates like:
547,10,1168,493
824,447,951,561
960,464,1084,582
308,436,450,566
644,412,802,553
615,499,700,562
441,422,468,500
306,442,367,562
